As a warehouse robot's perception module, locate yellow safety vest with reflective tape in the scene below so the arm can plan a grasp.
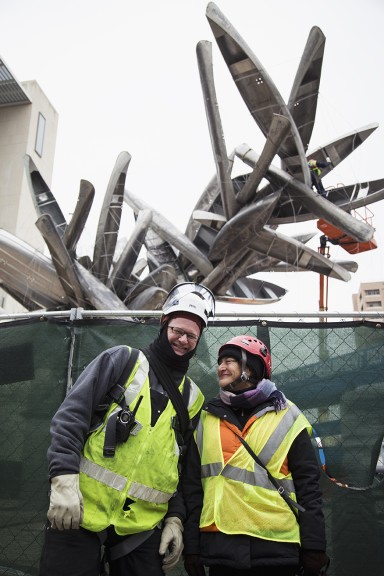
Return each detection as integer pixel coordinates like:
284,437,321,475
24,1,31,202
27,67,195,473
79,348,204,535
195,402,311,543
308,161,321,175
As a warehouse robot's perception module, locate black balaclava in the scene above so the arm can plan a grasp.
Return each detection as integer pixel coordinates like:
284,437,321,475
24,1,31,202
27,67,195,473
148,316,200,375
144,316,201,428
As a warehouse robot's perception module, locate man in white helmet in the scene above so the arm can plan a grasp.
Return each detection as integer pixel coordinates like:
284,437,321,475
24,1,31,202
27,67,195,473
39,282,215,576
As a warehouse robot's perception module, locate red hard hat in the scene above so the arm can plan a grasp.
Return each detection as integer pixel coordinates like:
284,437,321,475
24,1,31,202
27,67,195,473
218,335,272,379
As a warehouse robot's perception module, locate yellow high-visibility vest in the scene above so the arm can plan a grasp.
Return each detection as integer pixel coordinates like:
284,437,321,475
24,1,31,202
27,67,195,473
79,348,204,535
308,160,321,175
195,402,311,543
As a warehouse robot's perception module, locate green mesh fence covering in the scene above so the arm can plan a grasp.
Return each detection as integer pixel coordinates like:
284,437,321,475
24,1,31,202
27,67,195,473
0,316,383,576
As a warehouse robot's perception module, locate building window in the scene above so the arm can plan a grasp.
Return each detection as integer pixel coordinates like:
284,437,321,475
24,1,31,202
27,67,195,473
365,289,380,296
367,301,382,308
35,113,46,157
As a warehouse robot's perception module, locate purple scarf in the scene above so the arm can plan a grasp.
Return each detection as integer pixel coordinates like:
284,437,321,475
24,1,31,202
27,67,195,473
219,379,287,412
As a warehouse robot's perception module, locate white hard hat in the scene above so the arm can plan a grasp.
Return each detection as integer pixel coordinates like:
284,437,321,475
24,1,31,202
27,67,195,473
161,282,215,328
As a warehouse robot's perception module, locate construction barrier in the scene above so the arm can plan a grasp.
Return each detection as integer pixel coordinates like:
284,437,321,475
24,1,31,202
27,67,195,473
0,312,383,576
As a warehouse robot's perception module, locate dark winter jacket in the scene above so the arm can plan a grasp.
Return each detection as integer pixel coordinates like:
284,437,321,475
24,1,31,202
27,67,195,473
48,344,198,521
181,395,326,569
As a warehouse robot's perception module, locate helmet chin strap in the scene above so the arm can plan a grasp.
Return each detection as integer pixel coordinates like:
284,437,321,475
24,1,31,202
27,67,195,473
223,350,249,391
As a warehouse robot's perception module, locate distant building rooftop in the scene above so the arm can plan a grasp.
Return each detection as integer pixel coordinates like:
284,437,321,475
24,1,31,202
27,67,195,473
0,57,31,107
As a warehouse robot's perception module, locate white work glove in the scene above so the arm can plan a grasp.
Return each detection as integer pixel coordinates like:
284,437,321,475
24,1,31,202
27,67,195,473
47,474,84,530
326,156,331,163
159,516,184,571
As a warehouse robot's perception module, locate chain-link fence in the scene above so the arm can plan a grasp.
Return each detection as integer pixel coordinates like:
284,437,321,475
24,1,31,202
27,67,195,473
0,313,383,576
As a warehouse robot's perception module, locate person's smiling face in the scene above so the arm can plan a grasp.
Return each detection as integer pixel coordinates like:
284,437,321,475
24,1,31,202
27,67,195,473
218,356,252,391
167,315,201,356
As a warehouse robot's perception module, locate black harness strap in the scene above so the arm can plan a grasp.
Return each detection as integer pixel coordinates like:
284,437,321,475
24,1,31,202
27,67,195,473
89,345,140,458
103,394,143,458
232,430,305,518
107,529,155,561
91,346,192,460
103,411,121,458
142,348,191,438
91,347,140,431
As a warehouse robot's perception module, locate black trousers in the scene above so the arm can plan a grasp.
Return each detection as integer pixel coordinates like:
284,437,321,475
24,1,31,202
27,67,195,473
39,525,165,576
209,566,297,576
310,173,326,196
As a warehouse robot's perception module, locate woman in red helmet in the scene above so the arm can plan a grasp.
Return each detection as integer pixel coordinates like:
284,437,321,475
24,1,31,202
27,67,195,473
182,335,329,576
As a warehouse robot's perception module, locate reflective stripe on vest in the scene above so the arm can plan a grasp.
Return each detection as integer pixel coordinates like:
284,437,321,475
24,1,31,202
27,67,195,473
309,164,321,175
79,350,204,534
258,404,302,465
80,455,127,491
220,463,295,494
195,403,311,542
198,408,299,494
122,353,149,406
79,456,171,504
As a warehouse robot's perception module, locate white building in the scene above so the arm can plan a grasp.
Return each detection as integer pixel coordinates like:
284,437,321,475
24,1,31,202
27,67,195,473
0,56,58,312
352,281,384,312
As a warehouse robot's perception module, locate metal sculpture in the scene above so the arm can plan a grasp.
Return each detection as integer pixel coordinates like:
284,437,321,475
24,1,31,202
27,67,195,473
0,2,382,312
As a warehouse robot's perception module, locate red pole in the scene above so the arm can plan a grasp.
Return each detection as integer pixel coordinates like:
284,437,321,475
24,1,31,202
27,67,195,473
318,235,329,319
319,273,325,312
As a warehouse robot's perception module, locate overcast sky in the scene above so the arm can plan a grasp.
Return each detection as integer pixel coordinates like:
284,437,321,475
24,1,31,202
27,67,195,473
2,0,384,315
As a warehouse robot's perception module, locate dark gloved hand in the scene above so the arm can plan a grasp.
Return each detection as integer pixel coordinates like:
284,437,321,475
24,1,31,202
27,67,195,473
300,550,330,575
184,554,206,576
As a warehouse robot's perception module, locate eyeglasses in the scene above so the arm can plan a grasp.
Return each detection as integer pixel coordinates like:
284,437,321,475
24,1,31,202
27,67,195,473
168,326,199,343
